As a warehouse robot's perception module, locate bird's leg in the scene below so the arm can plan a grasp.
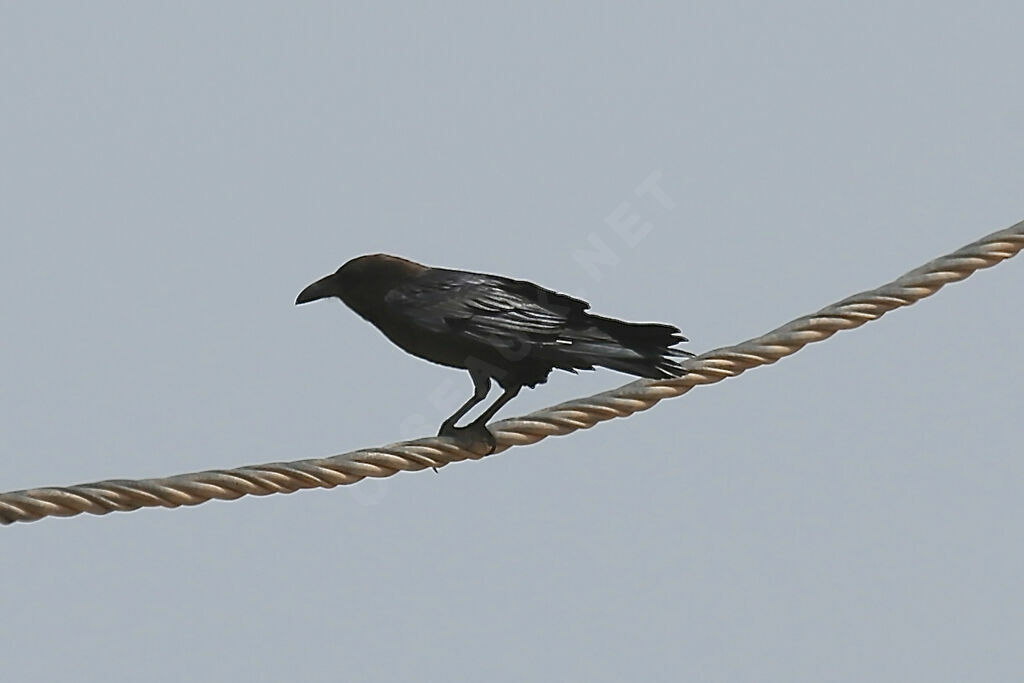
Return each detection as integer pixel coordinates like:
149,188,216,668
469,384,521,427
438,369,491,436
441,384,521,455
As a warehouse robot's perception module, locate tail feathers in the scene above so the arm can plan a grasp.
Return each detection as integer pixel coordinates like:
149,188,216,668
548,318,694,379
591,316,692,378
591,315,688,346
592,348,692,379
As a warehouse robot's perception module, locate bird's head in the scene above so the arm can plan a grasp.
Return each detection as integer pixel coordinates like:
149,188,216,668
295,254,426,307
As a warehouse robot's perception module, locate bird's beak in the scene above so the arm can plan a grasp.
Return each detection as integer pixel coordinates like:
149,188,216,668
295,274,335,305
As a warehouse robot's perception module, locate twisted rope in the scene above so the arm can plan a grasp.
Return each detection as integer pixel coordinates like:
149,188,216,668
2,221,1022,525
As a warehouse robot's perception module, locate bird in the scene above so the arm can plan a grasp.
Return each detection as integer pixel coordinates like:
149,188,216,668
295,254,692,453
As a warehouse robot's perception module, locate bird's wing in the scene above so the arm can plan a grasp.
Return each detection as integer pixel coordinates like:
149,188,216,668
383,270,587,350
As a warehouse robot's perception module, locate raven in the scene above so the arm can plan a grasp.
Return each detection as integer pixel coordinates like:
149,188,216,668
296,255,692,453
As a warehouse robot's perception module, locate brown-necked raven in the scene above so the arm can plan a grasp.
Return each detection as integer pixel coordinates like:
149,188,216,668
296,255,692,453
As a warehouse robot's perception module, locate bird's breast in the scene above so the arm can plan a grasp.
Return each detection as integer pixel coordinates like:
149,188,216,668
371,318,480,370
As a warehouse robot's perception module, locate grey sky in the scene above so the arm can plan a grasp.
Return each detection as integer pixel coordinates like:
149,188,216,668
2,2,1022,681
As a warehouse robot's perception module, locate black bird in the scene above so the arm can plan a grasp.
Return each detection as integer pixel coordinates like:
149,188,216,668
296,255,692,453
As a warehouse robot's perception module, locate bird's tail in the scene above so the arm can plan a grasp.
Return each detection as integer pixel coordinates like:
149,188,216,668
555,316,693,379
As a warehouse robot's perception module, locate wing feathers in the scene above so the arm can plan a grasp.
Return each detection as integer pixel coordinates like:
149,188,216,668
384,269,688,378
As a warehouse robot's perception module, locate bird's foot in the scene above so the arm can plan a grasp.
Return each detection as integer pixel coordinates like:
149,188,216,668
438,420,497,455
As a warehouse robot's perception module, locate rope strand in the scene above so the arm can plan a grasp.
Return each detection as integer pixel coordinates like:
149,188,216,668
2,221,1022,525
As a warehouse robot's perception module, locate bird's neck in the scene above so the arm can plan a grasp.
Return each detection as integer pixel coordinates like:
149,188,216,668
339,290,380,322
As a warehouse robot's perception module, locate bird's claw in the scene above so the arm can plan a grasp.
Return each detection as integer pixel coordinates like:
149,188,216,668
438,421,496,455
